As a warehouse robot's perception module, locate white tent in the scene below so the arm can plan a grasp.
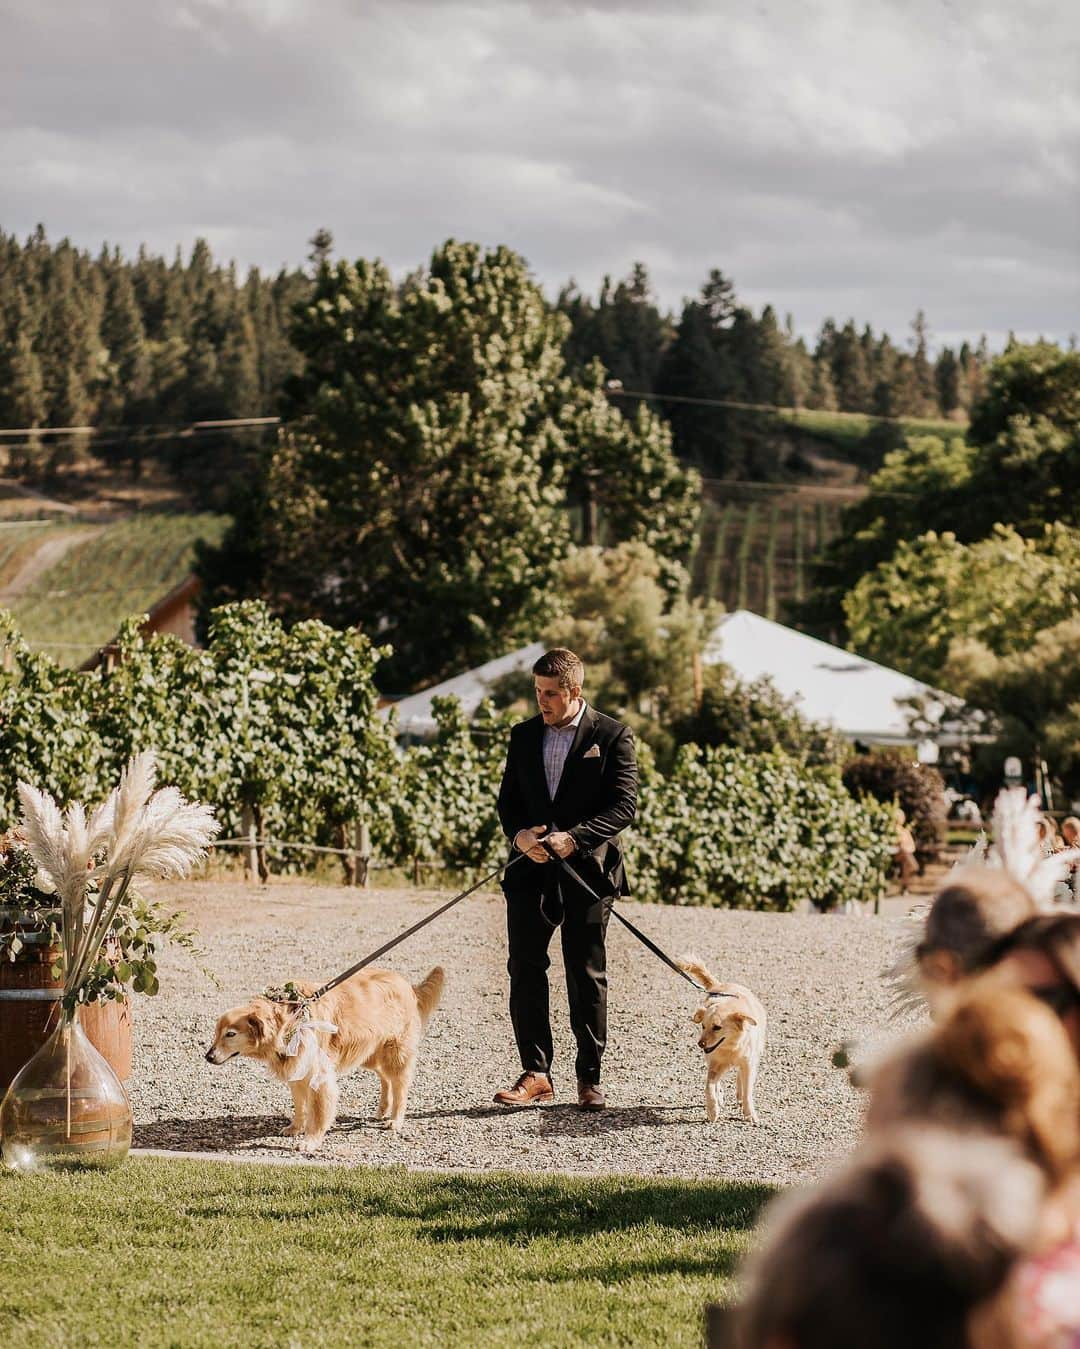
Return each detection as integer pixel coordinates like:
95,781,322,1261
386,610,960,746
703,609,956,747
386,641,545,736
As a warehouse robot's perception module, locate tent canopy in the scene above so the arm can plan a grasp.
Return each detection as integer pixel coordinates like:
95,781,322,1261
703,609,954,746
386,641,545,736
386,611,960,746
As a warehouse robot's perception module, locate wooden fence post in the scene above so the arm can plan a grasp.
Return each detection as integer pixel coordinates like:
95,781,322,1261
353,818,371,889
241,805,258,883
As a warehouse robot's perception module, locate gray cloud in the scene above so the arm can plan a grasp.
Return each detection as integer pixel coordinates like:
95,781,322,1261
1,0,1076,345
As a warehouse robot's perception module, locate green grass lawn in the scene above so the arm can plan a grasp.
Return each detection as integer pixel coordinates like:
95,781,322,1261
777,407,964,456
0,1158,770,1348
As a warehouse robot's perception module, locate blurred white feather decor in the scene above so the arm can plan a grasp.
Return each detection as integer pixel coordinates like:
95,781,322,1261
989,787,1079,908
879,790,1079,1029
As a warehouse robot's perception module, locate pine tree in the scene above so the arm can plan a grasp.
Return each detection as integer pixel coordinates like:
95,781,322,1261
829,321,871,411
214,240,577,689
100,268,150,421
935,346,961,416
910,310,936,414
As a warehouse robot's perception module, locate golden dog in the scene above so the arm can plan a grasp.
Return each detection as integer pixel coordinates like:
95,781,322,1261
205,966,444,1150
681,957,767,1125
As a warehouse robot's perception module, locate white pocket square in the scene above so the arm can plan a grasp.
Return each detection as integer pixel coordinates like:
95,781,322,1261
583,744,601,759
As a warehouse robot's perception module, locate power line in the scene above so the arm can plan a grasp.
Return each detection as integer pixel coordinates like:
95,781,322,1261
605,386,962,431
0,416,281,440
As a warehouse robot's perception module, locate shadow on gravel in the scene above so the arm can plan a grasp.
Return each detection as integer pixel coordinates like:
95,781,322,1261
352,1104,511,1125
134,1115,289,1151
535,1104,694,1136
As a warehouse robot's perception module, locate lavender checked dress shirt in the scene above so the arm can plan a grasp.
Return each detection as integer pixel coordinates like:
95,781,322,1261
541,701,587,800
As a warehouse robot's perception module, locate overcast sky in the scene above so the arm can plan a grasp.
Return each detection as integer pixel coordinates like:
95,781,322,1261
2,0,1077,348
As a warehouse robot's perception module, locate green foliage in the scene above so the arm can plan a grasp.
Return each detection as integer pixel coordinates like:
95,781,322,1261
390,698,514,867
206,240,575,691
5,513,227,667
0,602,397,855
670,667,849,770
0,227,307,494
805,342,1080,638
0,612,103,811
556,360,700,582
841,749,947,860
200,242,699,693
545,542,714,757
627,745,893,910
944,616,1080,795
968,340,1080,445
845,523,1080,684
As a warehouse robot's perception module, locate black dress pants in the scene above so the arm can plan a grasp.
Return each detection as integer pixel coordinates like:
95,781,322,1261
504,871,613,1085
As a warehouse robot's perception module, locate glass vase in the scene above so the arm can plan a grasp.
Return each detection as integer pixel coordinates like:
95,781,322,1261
0,1006,132,1173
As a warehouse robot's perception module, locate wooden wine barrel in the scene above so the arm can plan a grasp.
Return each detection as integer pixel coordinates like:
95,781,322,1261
0,912,133,1089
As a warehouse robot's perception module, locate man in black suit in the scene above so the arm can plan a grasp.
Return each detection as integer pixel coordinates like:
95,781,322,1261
494,647,637,1110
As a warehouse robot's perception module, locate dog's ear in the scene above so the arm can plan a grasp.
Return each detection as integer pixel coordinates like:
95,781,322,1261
733,1012,758,1028
692,1007,705,1024
247,1012,270,1044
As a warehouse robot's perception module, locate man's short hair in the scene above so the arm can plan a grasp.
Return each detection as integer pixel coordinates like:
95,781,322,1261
533,648,584,692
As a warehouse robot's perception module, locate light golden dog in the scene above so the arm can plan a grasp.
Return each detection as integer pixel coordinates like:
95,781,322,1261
205,965,444,1150
681,957,767,1125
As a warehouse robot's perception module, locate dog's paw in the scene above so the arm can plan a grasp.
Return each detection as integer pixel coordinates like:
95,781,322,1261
299,1135,325,1154
282,1123,304,1138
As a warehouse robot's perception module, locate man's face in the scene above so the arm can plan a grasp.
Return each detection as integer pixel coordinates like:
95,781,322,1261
535,675,581,727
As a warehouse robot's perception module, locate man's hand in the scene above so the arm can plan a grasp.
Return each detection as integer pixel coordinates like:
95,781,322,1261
544,831,577,860
514,825,550,863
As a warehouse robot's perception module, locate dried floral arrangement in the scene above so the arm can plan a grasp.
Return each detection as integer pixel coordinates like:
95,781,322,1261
4,752,219,1009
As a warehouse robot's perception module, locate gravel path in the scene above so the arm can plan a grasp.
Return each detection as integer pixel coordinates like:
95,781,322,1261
129,880,921,1186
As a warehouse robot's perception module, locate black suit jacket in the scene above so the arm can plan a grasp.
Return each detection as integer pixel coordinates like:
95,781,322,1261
497,706,638,898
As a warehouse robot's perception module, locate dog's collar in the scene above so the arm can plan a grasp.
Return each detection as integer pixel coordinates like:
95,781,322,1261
701,1036,726,1054
705,991,734,999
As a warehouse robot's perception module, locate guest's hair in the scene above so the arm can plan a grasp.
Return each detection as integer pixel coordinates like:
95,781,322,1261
737,1127,1046,1349
981,913,1080,993
533,648,584,691
866,985,1080,1182
917,869,1036,975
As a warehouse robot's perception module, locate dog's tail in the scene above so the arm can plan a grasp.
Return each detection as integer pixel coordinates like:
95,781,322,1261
413,966,445,1027
678,954,720,992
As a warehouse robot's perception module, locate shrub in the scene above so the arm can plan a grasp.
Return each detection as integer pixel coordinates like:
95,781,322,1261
841,749,947,862
625,744,894,911
670,667,849,769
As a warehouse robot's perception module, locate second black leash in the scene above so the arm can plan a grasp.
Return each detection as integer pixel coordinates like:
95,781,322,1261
542,839,706,994
302,849,530,1005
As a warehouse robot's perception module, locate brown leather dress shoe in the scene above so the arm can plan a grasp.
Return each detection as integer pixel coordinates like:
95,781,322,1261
493,1071,554,1107
577,1081,606,1110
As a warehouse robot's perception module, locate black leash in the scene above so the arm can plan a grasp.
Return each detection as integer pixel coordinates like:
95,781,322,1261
269,833,707,1017
276,850,530,1010
543,840,707,994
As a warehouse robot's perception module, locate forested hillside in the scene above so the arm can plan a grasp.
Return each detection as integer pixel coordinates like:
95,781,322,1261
0,227,309,492
1,228,983,488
